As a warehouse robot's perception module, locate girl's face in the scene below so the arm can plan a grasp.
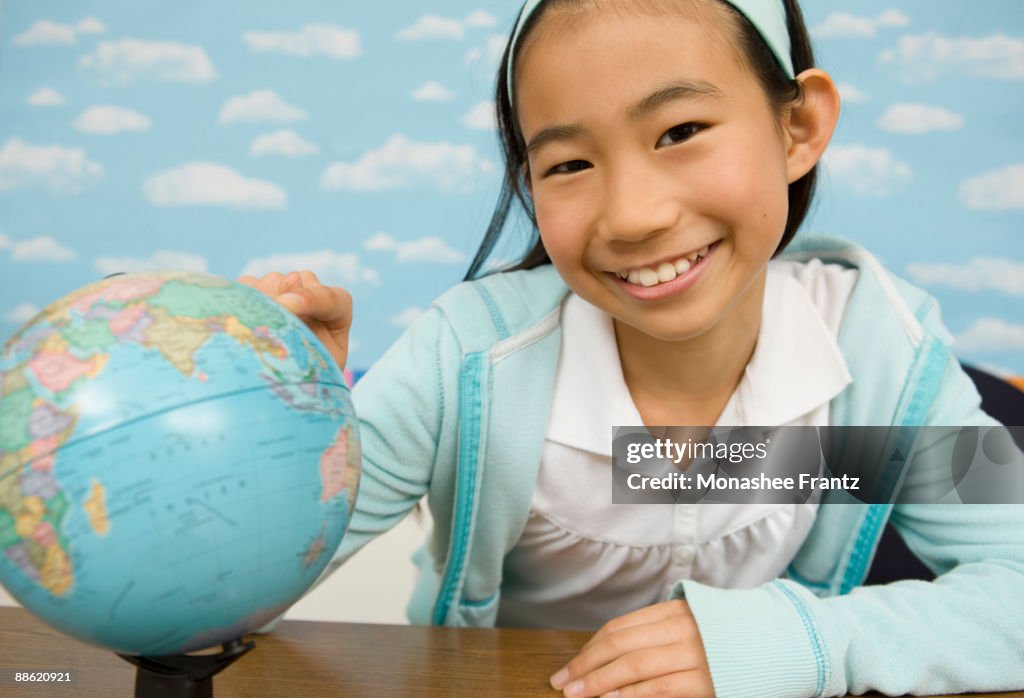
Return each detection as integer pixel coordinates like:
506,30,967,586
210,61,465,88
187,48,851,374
516,2,796,343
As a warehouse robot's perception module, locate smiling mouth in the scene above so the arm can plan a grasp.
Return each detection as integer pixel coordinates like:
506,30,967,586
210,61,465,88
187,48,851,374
612,241,718,287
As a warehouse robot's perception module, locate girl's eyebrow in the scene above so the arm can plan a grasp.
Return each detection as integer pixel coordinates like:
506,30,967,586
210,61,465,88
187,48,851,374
525,79,722,156
630,79,723,120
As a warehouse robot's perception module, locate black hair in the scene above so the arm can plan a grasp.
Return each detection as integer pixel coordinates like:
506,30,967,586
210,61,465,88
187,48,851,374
464,0,817,281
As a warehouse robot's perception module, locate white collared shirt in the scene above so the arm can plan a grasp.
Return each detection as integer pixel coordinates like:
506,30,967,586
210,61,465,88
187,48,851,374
497,259,858,630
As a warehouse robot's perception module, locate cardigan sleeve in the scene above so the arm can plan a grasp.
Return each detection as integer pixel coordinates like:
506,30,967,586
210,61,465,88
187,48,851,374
669,352,1024,698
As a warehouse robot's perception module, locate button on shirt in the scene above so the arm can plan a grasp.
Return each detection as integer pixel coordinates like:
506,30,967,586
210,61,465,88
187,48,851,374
497,259,858,630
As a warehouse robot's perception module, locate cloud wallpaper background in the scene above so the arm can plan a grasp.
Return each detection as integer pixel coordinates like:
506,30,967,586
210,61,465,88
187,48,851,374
1,0,1022,378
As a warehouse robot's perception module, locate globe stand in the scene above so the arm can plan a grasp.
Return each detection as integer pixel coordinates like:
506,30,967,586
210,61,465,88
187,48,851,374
117,638,255,698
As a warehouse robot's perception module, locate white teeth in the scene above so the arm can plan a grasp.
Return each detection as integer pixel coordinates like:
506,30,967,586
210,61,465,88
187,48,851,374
641,269,660,287
616,244,712,287
627,269,659,287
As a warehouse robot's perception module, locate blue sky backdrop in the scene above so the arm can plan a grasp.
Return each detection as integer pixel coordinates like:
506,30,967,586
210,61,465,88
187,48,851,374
1,1,1022,375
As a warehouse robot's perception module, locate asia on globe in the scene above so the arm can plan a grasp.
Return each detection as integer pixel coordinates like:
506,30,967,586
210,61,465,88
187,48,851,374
0,270,359,658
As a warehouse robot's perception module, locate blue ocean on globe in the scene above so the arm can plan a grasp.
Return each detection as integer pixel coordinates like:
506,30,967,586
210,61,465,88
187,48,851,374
0,271,359,656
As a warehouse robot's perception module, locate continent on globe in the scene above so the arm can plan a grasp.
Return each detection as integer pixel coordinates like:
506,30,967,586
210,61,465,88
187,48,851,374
320,424,359,502
82,479,110,536
0,271,360,656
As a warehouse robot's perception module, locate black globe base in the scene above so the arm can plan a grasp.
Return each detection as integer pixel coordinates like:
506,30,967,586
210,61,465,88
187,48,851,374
117,638,255,698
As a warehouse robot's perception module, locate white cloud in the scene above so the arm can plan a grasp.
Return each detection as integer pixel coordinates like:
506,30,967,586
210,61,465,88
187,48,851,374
958,165,1024,211
397,11,497,41
461,101,496,130
876,10,911,28
822,144,912,196
465,35,505,69
813,13,875,39
321,134,495,193
76,17,107,35
363,232,465,263
11,18,106,46
836,82,868,104
13,20,77,46
243,24,361,59
240,251,377,286
879,33,1024,82
219,90,306,124
906,258,1024,295
94,250,208,276
28,87,66,107
78,39,216,86
464,11,497,28
74,105,151,134
412,81,455,102
397,16,465,40
142,162,286,210
391,306,424,327
363,232,398,251
6,303,41,324
395,237,465,263
0,138,103,194
812,9,909,39
954,318,1024,353
0,235,76,262
250,129,318,157
876,103,964,134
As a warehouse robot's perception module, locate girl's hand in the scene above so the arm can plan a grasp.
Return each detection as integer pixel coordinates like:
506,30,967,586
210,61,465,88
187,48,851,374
550,600,715,698
238,270,352,371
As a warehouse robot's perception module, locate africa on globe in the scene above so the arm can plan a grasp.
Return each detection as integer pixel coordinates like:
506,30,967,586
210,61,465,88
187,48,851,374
0,270,359,657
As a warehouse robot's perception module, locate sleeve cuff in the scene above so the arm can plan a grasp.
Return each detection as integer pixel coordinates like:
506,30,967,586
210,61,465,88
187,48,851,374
669,579,829,698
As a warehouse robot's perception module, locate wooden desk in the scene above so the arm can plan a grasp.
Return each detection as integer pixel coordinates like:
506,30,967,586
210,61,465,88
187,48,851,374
1,606,1021,697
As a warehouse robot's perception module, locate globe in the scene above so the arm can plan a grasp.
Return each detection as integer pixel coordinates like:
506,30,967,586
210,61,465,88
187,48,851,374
0,270,359,657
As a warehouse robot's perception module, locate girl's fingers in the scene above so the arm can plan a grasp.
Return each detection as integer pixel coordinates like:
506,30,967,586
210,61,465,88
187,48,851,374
283,282,352,332
236,270,351,369
307,322,348,371
564,617,697,683
279,271,303,293
238,272,288,295
239,270,352,333
585,600,692,650
280,271,352,370
297,269,320,288
256,271,286,298
238,271,304,299
562,645,707,698
601,667,714,698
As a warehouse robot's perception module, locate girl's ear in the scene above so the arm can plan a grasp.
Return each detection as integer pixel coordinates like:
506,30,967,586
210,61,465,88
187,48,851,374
784,69,841,183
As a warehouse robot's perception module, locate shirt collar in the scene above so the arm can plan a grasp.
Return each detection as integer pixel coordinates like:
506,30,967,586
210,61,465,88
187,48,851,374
546,264,852,456
739,264,852,425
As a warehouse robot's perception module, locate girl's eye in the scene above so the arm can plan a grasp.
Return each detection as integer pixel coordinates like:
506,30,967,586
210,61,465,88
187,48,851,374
656,122,704,148
546,159,592,176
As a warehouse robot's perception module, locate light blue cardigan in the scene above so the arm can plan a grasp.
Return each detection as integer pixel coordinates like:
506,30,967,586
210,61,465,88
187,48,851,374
323,236,1024,697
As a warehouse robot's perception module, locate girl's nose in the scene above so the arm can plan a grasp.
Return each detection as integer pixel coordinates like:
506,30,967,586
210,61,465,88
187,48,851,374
596,161,683,243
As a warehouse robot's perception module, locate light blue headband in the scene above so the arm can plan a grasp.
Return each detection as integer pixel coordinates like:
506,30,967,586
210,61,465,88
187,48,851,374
505,0,794,101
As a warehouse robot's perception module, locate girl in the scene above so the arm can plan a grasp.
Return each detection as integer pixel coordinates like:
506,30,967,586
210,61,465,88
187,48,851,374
242,0,1024,696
